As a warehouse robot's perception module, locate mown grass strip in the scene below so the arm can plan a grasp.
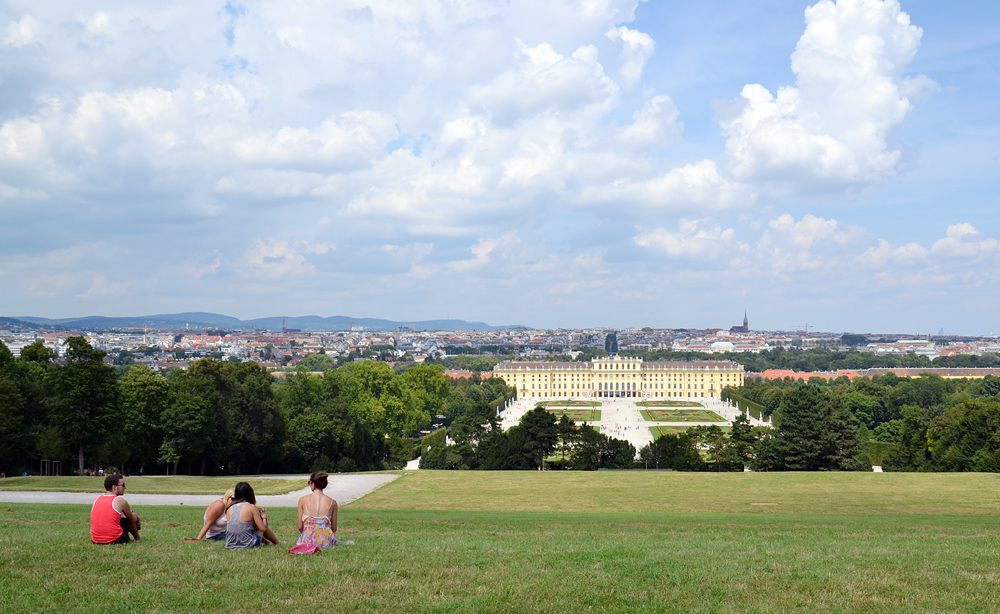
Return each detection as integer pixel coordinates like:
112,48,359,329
351,470,1000,516
0,476,305,495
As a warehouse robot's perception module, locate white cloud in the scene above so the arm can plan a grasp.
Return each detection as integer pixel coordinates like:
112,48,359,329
4,15,42,47
615,95,681,152
855,238,928,268
467,41,618,125
634,218,747,260
758,212,862,274
857,224,1000,271
450,232,519,272
721,0,929,191
606,25,655,86
768,212,857,247
930,223,1000,260
581,160,755,211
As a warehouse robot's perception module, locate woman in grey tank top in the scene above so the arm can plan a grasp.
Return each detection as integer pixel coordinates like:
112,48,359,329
225,482,279,550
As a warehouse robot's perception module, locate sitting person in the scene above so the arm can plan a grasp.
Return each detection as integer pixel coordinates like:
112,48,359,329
185,489,235,542
296,471,353,548
225,482,279,550
91,473,141,544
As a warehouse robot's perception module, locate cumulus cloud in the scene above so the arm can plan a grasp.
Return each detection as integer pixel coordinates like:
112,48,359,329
467,41,618,125
855,238,928,268
634,218,748,260
606,25,655,86
721,0,930,190
758,212,862,274
615,95,682,152
580,160,755,211
0,0,951,328
930,223,1000,260
4,15,42,47
450,232,519,272
857,224,1000,273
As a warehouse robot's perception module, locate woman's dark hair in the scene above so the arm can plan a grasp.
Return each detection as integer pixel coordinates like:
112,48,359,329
309,471,328,490
233,481,256,505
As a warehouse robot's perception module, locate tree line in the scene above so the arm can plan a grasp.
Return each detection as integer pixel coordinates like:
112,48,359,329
0,338,514,476
419,406,638,471
728,372,1000,471
419,388,870,473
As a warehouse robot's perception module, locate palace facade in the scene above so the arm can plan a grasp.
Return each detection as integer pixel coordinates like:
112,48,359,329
493,355,745,399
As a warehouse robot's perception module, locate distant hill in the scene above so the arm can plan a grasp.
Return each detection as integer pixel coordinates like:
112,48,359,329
12,313,525,332
0,317,47,330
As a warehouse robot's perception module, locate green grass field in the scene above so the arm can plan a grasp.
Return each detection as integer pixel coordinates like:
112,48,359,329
544,408,602,422
650,425,733,439
539,400,601,407
0,476,305,495
640,409,725,422
637,400,704,408
5,472,1000,612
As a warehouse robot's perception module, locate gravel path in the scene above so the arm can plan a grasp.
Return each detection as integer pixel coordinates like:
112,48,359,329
0,473,401,508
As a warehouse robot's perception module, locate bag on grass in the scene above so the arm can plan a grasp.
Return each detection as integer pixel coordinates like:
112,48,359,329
289,544,320,555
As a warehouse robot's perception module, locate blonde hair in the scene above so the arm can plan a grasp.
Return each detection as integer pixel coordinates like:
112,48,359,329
222,488,236,506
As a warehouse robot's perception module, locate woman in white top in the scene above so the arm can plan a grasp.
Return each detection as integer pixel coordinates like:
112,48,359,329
185,488,235,542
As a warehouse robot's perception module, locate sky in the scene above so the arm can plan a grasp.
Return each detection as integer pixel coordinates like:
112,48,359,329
1,0,998,334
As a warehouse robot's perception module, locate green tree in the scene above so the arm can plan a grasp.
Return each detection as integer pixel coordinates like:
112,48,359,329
287,397,354,471
637,433,703,471
0,374,26,473
119,365,171,472
19,340,56,364
45,337,120,476
300,353,337,372
520,406,558,469
228,362,285,474
571,424,603,470
773,385,830,470
688,425,731,471
160,359,233,475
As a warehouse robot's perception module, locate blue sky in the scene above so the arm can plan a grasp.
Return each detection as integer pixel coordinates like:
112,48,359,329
1,0,998,334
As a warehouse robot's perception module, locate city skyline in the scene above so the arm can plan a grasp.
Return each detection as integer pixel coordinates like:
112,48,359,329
2,1,999,334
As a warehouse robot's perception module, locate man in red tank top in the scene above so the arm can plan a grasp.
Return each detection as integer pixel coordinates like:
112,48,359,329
91,473,141,544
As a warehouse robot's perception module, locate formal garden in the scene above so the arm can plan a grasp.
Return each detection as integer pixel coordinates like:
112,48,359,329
636,400,704,407
543,407,602,422
651,425,732,438
640,409,725,422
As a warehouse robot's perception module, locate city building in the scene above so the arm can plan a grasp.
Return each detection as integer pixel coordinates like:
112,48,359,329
493,355,745,399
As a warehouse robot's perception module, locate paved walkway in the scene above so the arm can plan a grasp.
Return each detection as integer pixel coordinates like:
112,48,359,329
0,473,401,508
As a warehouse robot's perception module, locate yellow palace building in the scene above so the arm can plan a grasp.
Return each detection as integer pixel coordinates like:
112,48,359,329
493,355,745,399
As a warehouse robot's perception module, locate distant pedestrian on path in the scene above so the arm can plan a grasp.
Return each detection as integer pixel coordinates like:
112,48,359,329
91,473,141,544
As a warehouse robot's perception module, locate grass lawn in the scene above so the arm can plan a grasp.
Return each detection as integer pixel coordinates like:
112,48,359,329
640,409,725,422
637,400,704,408
5,472,1000,612
539,400,601,407
544,408,602,422
0,476,305,495
650,425,732,439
